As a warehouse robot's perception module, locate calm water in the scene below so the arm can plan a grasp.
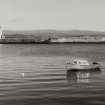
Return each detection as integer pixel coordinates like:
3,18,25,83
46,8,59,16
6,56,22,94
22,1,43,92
0,44,105,105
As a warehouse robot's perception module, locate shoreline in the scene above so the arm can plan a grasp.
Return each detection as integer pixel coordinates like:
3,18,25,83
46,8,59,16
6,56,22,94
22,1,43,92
0,41,105,44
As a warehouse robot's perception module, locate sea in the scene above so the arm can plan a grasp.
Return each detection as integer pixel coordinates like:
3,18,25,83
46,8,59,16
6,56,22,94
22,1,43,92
0,44,105,105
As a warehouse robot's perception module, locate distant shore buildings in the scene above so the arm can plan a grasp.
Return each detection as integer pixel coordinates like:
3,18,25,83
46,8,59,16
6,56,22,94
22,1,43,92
50,36,105,43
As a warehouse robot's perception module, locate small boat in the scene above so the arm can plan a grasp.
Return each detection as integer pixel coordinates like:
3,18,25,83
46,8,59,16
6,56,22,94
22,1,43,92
66,58,100,71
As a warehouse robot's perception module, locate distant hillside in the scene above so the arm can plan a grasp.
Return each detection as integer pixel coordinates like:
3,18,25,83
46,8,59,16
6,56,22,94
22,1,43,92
3,30,105,38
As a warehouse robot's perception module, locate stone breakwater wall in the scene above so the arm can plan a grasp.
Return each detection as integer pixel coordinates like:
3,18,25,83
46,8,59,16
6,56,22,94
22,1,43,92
0,34,105,44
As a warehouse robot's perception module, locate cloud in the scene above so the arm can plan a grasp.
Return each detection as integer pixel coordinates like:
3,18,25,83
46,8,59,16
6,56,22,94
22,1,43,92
10,18,24,23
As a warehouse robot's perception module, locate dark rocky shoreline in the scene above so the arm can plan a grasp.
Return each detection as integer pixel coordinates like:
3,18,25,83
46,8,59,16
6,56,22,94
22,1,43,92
0,40,105,44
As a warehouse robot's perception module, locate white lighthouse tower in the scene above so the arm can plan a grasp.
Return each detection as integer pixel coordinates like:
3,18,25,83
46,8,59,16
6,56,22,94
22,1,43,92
0,26,2,39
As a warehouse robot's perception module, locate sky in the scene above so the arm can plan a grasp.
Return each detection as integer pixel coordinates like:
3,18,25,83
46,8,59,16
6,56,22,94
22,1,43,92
0,0,105,31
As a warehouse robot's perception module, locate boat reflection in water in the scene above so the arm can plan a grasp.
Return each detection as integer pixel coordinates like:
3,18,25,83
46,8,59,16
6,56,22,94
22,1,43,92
66,70,101,83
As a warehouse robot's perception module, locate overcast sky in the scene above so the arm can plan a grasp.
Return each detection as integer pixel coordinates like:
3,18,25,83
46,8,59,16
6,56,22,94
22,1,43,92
0,0,105,31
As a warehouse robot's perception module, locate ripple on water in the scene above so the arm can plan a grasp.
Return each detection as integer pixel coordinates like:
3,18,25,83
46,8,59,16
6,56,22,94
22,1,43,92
0,44,105,105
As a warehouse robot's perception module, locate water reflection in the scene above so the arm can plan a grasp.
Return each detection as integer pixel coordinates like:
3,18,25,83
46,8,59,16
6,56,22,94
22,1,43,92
66,70,101,83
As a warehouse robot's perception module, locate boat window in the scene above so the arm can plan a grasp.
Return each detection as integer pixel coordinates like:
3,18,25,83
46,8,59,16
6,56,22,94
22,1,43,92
73,61,77,64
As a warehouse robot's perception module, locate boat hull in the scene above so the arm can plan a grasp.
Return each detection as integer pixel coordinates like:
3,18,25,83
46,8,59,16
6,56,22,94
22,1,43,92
68,67,100,71
67,64,100,71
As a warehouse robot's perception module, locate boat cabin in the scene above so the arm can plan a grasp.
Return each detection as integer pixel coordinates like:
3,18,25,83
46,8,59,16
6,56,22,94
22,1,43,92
72,59,90,66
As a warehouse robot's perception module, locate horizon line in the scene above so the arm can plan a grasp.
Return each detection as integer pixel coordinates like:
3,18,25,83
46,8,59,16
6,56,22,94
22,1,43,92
2,29,105,33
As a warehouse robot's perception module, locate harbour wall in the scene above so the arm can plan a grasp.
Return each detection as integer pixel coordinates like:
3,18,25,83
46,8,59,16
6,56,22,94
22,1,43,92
1,31,105,44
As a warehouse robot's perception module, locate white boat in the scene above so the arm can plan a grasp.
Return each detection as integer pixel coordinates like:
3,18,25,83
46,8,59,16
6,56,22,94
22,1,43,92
66,58,100,71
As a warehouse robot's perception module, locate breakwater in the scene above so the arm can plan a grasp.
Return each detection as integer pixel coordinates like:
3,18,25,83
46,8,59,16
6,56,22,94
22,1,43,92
1,30,105,44
0,36,105,44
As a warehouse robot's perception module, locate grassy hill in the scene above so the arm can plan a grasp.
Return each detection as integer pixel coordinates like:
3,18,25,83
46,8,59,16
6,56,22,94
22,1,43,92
3,30,105,38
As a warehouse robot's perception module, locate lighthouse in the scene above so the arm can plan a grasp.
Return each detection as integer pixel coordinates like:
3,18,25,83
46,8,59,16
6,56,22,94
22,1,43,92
0,26,2,39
